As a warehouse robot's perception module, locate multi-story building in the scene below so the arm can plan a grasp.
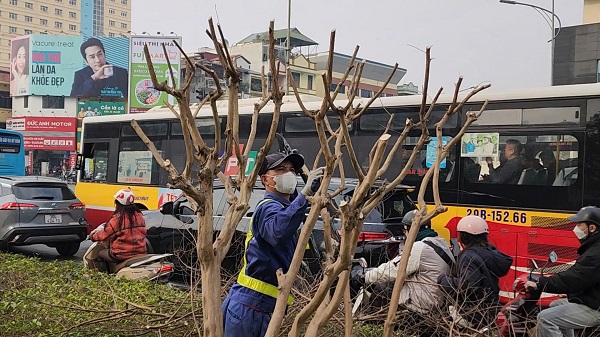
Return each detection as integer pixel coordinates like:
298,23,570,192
311,52,406,98
0,0,131,67
553,0,600,85
232,28,406,99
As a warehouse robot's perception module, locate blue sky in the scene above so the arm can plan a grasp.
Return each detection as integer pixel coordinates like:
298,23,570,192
132,0,583,92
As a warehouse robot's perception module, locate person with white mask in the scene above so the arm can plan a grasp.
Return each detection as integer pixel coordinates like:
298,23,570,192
222,151,324,337
525,206,600,337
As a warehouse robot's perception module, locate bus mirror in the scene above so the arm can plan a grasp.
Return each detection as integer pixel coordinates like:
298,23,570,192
161,201,174,215
75,154,84,171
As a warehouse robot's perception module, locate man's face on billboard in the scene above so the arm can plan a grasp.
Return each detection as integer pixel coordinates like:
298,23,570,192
84,45,106,72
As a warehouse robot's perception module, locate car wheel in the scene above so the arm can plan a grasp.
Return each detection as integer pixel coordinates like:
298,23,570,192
55,242,80,257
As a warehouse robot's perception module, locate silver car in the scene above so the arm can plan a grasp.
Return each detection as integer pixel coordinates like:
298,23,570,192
0,176,87,256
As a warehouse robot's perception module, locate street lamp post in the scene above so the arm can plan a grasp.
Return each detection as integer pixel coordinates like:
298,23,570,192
500,0,561,84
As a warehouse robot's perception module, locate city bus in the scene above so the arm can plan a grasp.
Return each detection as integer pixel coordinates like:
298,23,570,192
0,129,25,176
76,83,600,300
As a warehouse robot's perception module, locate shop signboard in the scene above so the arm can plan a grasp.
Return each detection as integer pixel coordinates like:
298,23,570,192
129,36,182,113
7,116,77,151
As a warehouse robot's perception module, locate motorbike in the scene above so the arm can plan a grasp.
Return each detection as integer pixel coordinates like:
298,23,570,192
496,251,558,336
80,219,175,283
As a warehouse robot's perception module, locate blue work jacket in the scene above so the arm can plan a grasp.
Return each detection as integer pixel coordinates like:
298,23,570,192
228,191,308,312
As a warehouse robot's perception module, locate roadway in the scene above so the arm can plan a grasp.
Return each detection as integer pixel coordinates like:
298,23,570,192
8,240,92,262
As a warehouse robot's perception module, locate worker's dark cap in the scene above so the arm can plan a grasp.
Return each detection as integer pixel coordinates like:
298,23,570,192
258,152,304,176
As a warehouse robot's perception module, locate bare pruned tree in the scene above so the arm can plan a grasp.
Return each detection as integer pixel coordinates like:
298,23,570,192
261,36,490,336
130,19,284,337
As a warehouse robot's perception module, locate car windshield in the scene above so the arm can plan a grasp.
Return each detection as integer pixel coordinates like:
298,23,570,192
12,183,76,201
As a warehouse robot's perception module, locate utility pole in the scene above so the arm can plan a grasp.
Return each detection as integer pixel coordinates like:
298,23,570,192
286,0,291,96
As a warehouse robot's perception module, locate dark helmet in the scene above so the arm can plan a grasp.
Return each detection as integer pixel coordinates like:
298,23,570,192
402,209,431,230
568,206,600,227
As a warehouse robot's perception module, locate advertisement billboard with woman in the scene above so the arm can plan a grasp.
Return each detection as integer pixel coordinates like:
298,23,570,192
10,36,30,96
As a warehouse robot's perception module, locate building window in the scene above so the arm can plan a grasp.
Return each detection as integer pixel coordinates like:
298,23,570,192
55,21,62,28
597,60,600,83
9,0,17,5
291,72,301,87
41,5,48,12
24,15,32,22
69,11,76,18
56,0,62,2
40,18,48,25
109,8,115,14
121,0,127,4
9,12,17,19
360,89,372,98
108,32,115,37
329,83,345,94
23,96,28,108
121,23,127,29
121,11,127,17
109,20,115,26
69,24,76,31
42,96,65,109
9,26,17,34
55,8,62,15
24,2,33,8
24,29,32,34
307,75,313,90
69,0,77,4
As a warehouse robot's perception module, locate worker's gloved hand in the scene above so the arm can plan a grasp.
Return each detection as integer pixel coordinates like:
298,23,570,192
301,167,324,197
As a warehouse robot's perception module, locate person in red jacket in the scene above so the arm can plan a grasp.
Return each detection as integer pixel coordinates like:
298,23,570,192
90,189,147,264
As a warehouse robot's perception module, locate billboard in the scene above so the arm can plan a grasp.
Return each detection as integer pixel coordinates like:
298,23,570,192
6,116,77,151
10,36,30,96
10,35,129,99
77,100,126,118
72,36,130,99
129,36,182,113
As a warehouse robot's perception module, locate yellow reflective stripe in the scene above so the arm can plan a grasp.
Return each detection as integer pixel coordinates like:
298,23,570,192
237,198,294,305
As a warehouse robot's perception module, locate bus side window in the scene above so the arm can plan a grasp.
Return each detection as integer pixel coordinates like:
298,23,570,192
465,134,579,187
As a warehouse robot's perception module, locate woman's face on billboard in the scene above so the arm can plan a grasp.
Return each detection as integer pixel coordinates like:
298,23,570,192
16,46,26,73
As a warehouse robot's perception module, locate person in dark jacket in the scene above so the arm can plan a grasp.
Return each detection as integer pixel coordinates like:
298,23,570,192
437,215,513,327
484,139,523,184
70,38,128,98
525,206,600,337
222,152,323,337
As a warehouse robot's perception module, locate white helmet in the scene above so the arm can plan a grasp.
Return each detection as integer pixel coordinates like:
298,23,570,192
457,215,489,235
114,189,135,206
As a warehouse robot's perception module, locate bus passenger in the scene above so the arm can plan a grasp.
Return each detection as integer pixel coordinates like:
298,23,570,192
484,139,523,184
222,152,324,337
437,215,513,326
363,210,455,314
525,206,600,337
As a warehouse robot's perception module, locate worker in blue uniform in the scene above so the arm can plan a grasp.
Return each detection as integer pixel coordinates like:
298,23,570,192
222,151,324,337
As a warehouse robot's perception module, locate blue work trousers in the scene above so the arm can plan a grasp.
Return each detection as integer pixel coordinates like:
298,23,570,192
222,295,271,337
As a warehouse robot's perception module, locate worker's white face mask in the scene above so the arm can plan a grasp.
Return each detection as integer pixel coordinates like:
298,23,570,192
573,225,588,240
271,172,297,194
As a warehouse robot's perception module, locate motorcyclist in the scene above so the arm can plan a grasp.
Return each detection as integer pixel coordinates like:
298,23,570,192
88,189,147,269
360,209,455,314
222,152,324,337
437,215,513,326
525,206,600,337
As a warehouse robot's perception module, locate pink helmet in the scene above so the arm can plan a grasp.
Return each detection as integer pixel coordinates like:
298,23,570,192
457,215,489,235
114,189,135,206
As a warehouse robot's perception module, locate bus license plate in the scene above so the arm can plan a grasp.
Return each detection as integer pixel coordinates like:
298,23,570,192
45,214,62,224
